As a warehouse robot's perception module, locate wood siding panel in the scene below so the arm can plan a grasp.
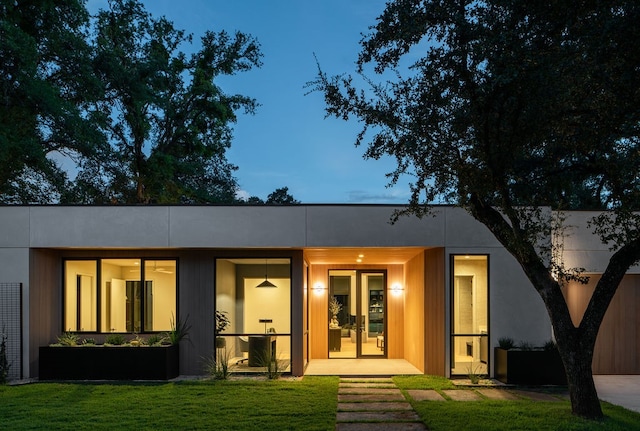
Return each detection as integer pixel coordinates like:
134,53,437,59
309,264,329,359
424,248,445,376
566,275,640,374
290,251,305,376
404,252,425,372
179,252,215,375
29,249,62,377
387,265,404,359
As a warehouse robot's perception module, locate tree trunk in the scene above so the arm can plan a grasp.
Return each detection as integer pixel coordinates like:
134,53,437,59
563,346,603,419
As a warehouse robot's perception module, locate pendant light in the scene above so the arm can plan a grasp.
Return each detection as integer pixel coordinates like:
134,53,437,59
256,259,276,288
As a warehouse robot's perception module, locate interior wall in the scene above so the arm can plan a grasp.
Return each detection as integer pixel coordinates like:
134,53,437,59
64,261,97,332
145,269,176,332
243,278,291,334
565,274,640,374
452,259,488,334
243,278,291,357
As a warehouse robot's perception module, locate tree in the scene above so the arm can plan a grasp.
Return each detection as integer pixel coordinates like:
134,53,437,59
312,0,640,419
243,187,299,204
266,187,299,204
0,0,105,203
72,0,262,203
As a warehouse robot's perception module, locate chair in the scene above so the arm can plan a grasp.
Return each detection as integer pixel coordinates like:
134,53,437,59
377,332,385,350
236,336,249,364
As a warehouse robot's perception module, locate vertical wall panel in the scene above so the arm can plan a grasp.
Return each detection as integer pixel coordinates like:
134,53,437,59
29,249,61,377
404,252,425,372
309,264,329,359
566,274,640,374
290,251,305,376
179,252,215,375
386,265,404,358
424,248,445,376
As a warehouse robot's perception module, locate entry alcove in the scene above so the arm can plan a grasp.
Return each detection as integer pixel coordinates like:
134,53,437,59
39,345,179,380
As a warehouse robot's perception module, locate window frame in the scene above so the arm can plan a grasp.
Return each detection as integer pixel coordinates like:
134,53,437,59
449,254,490,376
62,257,178,334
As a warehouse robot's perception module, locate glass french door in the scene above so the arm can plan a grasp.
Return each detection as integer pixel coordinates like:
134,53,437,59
329,270,386,358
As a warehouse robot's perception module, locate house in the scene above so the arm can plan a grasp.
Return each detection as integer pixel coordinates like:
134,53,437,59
0,205,637,379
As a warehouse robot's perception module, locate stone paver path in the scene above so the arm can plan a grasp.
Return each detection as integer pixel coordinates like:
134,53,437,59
405,389,446,402
335,378,570,430
476,389,521,400
336,378,427,430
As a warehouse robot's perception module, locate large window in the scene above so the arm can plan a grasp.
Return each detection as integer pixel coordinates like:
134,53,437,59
451,255,488,375
64,259,176,333
215,258,291,373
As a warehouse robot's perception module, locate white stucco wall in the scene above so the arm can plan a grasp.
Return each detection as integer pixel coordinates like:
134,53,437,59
558,211,640,273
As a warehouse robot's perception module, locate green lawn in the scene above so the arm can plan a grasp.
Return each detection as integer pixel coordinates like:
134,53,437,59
393,376,640,431
0,377,338,430
2,376,640,430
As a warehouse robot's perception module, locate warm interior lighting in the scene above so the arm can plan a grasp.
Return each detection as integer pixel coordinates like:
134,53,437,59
256,259,276,288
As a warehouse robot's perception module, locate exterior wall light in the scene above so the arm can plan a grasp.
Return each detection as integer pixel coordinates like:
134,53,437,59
313,282,326,295
390,282,404,296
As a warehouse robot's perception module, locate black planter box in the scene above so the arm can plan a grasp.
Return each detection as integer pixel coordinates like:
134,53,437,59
494,347,567,385
39,345,179,380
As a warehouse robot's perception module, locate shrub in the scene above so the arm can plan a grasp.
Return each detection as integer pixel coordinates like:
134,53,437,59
0,328,9,384
105,334,127,345
497,337,515,350
147,334,165,346
466,364,486,384
518,341,534,351
81,338,96,345
168,314,191,345
204,350,233,380
57,332,80,346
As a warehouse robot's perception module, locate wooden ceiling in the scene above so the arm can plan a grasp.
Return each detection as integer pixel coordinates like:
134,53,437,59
303,247,426,265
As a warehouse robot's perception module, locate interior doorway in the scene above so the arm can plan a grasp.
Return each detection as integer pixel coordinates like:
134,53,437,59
328,270,386,358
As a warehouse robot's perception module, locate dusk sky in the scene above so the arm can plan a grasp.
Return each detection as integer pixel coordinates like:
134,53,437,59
87,0,412,203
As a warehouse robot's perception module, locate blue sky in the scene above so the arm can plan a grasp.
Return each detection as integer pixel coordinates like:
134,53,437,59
87,0,411,203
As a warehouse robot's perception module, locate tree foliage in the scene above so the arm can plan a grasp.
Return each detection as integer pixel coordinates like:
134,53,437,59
71,0,262,204
1,0,265,204
313,0,640,419
0,0,104,203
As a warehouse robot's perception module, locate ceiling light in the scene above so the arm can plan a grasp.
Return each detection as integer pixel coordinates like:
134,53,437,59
256,259,276,288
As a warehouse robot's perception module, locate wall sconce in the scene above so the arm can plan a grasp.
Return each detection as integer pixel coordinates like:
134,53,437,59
313,282,326,295
390,282,404,296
